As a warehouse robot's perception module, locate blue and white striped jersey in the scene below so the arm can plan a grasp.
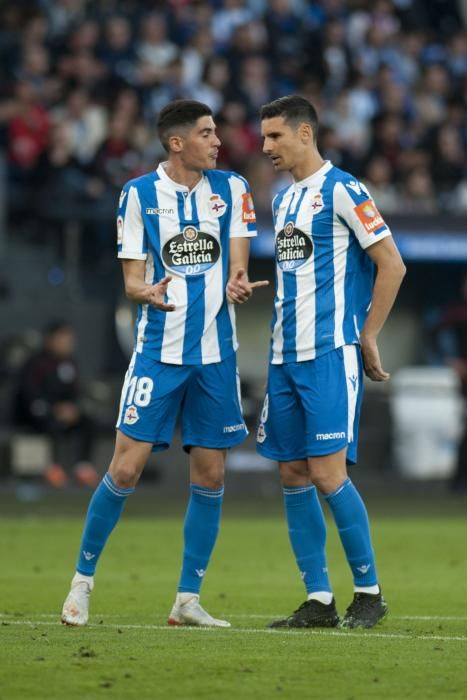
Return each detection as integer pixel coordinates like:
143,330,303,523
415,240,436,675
270,161,392,364
117,163,257,365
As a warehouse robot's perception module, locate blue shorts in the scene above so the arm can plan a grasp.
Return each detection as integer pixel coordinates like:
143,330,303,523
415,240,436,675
116,352,248,452
256,345,363,464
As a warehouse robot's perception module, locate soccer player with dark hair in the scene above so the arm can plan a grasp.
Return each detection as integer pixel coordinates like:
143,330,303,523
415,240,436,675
256,95,406,628
61,99,267,627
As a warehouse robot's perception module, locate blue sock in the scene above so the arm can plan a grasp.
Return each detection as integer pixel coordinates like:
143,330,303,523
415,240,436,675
76,473,134,576
283,485,331,594
178,484,224,594
324,478,378,587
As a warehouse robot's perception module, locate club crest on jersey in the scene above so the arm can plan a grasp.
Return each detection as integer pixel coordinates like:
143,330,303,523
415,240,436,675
310,193,324,212
163,227,221,275
124,405,139,425
209,194,226,217
276,222,313,271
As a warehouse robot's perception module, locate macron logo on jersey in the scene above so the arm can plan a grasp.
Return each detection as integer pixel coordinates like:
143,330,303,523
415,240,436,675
146,207,175,216
346,180,369,197
346,180,363,196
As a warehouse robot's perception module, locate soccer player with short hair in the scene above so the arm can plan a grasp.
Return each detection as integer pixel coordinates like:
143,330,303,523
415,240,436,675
61,99,267,628
256,95,406,629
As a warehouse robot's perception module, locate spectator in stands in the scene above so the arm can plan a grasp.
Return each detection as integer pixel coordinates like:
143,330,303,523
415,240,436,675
429,123,465,210
14,321,99,488
99,16,137,85
216,100,261,170
136,12,178,86
32,117,115,263
212,0,255,48
5,79,50,223
52,87,107,165
400,166,438,215
92,112,144,193
362,155,399,214
180,27,216,90
189,56,231,114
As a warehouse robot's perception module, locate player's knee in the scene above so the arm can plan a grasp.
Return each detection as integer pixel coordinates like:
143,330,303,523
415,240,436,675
311,469,347,495
190,449,225,489
109,461,141,489
278,460,309,485
195,470,224,490
191,462,224,489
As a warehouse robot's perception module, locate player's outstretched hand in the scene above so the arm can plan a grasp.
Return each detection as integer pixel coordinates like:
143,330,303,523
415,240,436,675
147,276,176,312
360,335,390,382
227,268,269,304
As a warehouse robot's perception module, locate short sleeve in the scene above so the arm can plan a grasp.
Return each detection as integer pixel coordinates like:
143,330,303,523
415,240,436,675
117,184,148,260
334,180,392,250
228,174,257,239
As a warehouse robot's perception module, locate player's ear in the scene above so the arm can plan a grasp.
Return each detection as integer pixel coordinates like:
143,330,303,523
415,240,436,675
168,135,184,153
298,122,313,144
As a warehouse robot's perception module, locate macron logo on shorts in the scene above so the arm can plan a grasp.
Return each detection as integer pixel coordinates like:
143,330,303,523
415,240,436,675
223,423,246,433
316,431,346,440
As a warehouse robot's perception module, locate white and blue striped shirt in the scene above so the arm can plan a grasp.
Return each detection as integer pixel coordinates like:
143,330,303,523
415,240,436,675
117,163,257,365
270,161,392,364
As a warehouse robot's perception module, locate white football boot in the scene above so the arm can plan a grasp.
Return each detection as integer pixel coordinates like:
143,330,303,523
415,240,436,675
61,573,94,626
168,593,231,628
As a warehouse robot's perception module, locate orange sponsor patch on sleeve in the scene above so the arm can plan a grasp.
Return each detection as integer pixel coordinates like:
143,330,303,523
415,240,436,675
241,192,256,223
353,199,386,234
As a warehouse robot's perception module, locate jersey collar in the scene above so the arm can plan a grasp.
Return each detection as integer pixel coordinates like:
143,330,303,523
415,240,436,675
157,162,204,193
294,160,333,189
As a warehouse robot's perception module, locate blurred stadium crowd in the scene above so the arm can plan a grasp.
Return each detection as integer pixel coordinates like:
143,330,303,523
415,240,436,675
0,0,466,254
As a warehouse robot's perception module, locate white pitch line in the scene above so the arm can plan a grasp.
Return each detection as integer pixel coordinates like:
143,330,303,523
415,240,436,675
3,613,467,622
1,618,467,643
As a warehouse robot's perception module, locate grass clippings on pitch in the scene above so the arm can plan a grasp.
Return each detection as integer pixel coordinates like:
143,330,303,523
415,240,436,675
1,509,467,699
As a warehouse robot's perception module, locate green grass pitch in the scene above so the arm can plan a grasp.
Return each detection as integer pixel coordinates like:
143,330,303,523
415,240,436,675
1,503,467,699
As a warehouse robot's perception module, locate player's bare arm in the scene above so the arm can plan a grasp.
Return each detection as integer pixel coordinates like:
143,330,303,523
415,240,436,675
122,259,176,312
227,237,268,304
361,237,406,381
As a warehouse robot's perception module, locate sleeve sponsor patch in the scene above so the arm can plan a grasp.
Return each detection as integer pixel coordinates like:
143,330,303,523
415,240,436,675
241,192,256,223
116,215,124,245
353,199,386,234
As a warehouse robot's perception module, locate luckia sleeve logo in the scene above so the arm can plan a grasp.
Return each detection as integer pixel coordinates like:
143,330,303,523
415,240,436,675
353,199,385,234
162,226,221,275
241,192,256,223
276,221,313,271
116,215,124,245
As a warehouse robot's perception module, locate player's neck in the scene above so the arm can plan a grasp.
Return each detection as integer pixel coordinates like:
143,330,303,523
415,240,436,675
163,161,202,191
291,152,325,183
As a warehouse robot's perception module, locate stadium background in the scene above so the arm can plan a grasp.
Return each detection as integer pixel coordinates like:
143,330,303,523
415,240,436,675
0,0,466,491
1,3,467,700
